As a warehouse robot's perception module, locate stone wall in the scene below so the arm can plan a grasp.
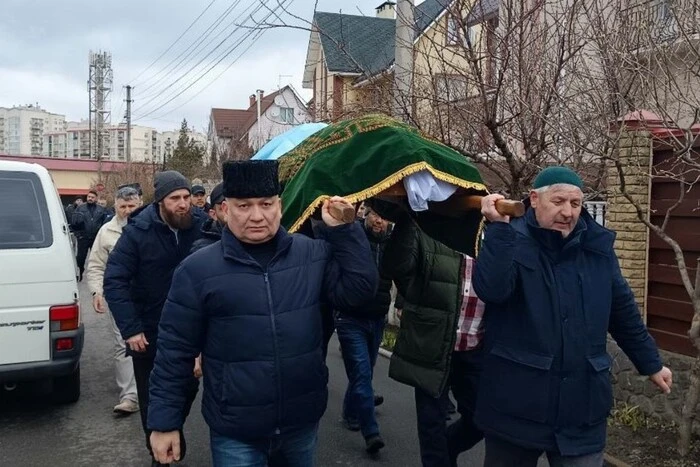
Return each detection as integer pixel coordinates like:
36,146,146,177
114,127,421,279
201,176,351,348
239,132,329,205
605,129,653,314
608,339,700,435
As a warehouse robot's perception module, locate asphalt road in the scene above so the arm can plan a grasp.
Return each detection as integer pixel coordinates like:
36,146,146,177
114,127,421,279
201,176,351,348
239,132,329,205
0,281,525,467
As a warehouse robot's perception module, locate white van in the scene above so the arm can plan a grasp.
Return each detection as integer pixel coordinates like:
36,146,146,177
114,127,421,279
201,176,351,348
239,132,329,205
0,160,84,403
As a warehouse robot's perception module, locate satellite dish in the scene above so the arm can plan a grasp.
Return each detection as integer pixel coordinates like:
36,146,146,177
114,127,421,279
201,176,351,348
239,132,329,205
274,95,286,106
269,107,280,118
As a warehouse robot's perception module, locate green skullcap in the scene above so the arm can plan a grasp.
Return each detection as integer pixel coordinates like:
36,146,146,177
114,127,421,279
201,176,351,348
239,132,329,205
532,166,583,190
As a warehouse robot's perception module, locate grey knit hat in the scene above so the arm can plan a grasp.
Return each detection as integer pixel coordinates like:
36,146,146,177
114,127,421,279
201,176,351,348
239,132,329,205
154,170,190,202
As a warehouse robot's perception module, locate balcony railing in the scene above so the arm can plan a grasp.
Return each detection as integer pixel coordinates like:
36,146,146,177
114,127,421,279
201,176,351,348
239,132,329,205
584,201,607,226
622,0,699,46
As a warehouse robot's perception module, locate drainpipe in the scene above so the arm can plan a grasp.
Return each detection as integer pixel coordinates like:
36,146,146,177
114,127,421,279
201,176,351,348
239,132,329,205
256,89,264,150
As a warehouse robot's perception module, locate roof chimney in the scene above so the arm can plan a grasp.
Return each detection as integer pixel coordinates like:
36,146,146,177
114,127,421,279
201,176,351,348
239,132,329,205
376,1,396,19
249,94,256,108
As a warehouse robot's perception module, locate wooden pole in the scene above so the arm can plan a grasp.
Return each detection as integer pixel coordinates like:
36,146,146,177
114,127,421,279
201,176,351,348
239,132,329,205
328,195,524,222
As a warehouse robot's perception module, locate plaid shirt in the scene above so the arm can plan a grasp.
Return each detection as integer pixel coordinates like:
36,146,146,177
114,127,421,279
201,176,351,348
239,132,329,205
454,255,485,351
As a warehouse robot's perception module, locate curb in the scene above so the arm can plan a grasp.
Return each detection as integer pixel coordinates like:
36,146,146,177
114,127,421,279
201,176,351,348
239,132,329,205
603,453,633,467
378,347,393,359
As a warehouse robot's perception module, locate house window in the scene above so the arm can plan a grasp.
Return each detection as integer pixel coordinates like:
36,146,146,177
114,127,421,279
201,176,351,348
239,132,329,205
447,15,460,46
434,74,468,102
280,107,295,123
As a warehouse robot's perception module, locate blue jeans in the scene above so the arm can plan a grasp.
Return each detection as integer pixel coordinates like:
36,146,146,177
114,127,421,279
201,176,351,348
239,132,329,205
210,423,318,467
335,313,386,438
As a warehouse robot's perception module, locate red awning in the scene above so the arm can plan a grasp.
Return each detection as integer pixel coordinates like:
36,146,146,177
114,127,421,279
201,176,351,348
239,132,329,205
58,188,89,195
0,154,136,172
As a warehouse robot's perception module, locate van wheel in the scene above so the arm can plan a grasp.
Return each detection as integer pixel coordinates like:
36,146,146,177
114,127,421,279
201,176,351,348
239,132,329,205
53,366,80,404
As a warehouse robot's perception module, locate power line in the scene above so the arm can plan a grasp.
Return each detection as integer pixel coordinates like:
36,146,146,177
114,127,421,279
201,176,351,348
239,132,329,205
133,0,287,120
134,0,256,109
145,29,269,122
135,0,244,99
133,1,292,122
113,86,127,126
129,0,218,87
133,26,265,121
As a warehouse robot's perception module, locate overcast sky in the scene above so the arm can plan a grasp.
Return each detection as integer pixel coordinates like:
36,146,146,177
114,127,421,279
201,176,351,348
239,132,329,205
0,0,395,133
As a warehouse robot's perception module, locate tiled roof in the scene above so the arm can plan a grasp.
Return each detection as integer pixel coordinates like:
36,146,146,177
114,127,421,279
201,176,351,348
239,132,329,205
466,0,499,26
314,12,396,75
313,0,448,76
211,90,283,139
211,108,251,138
415,0,451,34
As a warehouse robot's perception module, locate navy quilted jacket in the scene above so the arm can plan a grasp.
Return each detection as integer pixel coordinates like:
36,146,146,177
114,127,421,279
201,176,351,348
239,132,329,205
104,203,206,359
147,222,378,439
473,206,662,456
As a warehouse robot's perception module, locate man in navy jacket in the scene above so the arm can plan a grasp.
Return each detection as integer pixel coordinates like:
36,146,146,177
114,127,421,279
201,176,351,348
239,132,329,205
104,170,206,466
474,166,673,466
149,160,378,466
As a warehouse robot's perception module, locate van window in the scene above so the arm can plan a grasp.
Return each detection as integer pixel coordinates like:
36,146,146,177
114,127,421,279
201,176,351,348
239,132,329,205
0,171,53,249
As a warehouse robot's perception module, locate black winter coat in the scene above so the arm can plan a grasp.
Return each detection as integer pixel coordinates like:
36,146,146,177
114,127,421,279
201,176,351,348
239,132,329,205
337,221,392,320
190,218,223,253
71,203,107,239
104,203,206,358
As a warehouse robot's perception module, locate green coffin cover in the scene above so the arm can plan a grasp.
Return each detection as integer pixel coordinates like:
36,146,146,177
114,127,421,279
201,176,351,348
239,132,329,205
280,114,488,241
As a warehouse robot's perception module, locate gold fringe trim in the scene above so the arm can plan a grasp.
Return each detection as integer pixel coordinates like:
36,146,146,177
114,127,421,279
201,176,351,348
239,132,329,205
288,162,488,232
474,218,486,258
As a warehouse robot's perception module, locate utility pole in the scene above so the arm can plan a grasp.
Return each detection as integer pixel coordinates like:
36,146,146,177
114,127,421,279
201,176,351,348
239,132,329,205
87,67,93,163
256,89,264,150
126,85,132,163
393,0,414,121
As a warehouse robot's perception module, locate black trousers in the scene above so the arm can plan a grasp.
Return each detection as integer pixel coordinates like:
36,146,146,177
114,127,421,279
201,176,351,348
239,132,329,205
414,349,484,467
132,356,199,458
483,435,605,467
76,236,95,278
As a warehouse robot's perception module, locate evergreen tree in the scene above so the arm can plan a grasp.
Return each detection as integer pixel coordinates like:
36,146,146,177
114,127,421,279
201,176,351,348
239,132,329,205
166,119,204,180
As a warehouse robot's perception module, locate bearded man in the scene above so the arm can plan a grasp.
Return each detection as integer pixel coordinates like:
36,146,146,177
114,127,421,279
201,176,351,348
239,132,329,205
104,170,206,467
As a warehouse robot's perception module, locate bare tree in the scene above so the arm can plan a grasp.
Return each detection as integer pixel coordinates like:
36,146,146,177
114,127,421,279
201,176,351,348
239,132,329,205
101,162,158,204
572,0,700,456
390,0,610,195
